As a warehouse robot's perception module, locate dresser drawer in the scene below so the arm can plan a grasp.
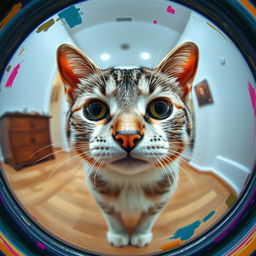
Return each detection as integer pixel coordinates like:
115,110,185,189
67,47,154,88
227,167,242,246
9,118,49,131
14,145,53,164
11,132,50,148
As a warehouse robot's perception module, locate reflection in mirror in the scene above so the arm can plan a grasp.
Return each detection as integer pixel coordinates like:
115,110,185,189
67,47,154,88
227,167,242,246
0,0,255,255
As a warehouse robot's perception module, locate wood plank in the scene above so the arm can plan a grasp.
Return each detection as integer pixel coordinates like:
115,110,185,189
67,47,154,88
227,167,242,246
1,149,235,255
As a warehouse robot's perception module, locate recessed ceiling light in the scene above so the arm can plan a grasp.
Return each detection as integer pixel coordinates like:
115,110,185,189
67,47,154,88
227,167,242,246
140,52,151,60
100,53,110,61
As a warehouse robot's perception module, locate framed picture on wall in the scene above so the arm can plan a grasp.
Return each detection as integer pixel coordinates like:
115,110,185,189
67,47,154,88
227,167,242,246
194,80,214,106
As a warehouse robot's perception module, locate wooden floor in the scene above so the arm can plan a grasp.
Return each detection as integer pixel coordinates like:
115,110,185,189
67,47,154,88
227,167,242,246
1,149,235,256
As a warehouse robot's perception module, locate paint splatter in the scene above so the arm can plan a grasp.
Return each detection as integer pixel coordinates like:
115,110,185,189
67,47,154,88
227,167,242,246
170,220,201,241
58,6,83,29
248,82,256,117
0,3,23,31
166,5,176,14
169,211,216,241
226,193,238,208
32,216,38,221
37,241,46,250
18,47,25,56
240,0,256,17
153,20,158,24
202,210,216,222
5,63,21,88
160,240,182,251
206,22,230,42
36,18,55,33
6,65,11,72
0,234,20,256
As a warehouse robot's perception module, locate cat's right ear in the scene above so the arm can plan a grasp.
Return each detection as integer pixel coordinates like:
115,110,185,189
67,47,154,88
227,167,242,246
57,44,99,104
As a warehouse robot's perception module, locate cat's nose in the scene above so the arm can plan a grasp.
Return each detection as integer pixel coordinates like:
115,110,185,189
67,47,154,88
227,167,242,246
114,131,142,152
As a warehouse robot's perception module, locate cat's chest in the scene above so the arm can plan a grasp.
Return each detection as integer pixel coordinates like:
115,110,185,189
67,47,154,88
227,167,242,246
86,166,177,215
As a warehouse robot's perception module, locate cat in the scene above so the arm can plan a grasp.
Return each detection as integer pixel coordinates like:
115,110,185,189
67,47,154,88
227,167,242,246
56,41,198,247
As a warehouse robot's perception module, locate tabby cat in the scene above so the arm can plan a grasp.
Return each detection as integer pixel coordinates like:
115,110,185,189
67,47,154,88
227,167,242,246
56,41,198,247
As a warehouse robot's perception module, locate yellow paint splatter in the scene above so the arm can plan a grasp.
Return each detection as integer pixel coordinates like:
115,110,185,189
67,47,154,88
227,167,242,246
0,3,23,31
36,18,55,33
18,47,25,56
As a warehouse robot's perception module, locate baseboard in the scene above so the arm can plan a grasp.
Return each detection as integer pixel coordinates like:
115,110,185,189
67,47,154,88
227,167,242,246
189,161,214,172
189,156,250,194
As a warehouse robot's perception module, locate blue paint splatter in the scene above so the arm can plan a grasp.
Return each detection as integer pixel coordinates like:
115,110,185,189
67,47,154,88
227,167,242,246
58,6,82,28
169,211,216,241
202,210,216,222
170,221,201,241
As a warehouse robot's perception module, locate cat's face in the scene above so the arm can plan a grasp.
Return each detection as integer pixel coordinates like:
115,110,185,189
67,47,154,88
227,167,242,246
57,42,198,174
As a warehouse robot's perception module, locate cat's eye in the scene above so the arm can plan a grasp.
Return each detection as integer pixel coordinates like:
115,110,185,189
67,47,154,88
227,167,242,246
83,100,109,121
147,100,173,119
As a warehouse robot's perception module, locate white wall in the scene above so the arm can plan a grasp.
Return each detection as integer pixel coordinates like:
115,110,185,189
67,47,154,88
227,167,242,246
0,15,75,159
177,13,256,193
0,15,74,115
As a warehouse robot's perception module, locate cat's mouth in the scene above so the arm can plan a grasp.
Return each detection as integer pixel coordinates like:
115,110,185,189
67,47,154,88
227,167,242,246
110,155,150,170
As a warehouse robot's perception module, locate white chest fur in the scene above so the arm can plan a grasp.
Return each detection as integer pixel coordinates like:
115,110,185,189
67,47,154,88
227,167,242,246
84,161,179,216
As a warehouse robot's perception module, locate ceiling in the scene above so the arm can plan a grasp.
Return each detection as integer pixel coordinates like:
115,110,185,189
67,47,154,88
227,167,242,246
60,0,191,68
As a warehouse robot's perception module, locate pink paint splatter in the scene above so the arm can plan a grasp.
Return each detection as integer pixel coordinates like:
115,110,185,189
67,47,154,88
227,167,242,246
153,20,158,24
32,216,38,221
5,63,21,88
166,5,176,14
37,241,46,250
248,81,256,117
0,234,20,256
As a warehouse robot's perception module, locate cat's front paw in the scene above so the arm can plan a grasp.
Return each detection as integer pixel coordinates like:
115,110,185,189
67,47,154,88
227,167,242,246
131,232,152,247
107,231,129,247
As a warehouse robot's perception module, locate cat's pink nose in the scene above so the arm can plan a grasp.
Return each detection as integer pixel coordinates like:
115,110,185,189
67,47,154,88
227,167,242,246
114,131,142,152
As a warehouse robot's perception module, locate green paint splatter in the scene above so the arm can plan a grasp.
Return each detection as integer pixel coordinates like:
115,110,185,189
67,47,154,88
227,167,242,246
36,18,55,33
6,65,11,72
226,193,237,208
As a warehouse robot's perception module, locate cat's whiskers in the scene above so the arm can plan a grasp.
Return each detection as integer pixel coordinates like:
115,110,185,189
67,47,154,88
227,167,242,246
31,141,73,156
151,152,173,185
44,151,89,187
93,160,105,186
163,154,196,191
31,148,73,165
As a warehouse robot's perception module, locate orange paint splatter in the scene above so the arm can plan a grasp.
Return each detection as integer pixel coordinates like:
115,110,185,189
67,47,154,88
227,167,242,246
160,240,182,251
240,0,256,17
206,22,230,42
0,3,23,31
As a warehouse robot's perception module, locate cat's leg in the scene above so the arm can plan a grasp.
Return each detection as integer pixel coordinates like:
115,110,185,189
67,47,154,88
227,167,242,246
131,202,165,247
96,200,129,247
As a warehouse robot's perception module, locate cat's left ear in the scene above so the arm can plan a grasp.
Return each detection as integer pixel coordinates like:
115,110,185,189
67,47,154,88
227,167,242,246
155,42,199,99
57,44,100,104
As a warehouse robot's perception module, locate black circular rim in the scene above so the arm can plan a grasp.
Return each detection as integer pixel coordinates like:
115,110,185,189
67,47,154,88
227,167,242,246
0,0,255,255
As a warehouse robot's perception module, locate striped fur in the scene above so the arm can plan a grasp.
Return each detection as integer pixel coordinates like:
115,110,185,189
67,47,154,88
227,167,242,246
57,42,198,247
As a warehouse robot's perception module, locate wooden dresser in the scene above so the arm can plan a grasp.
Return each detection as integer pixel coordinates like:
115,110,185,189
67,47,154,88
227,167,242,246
0,113,54,170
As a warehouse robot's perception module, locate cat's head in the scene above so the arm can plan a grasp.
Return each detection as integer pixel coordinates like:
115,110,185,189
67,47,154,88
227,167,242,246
57,42,198,174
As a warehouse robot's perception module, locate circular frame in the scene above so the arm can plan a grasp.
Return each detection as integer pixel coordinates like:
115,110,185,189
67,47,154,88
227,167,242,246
0,0,255,255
